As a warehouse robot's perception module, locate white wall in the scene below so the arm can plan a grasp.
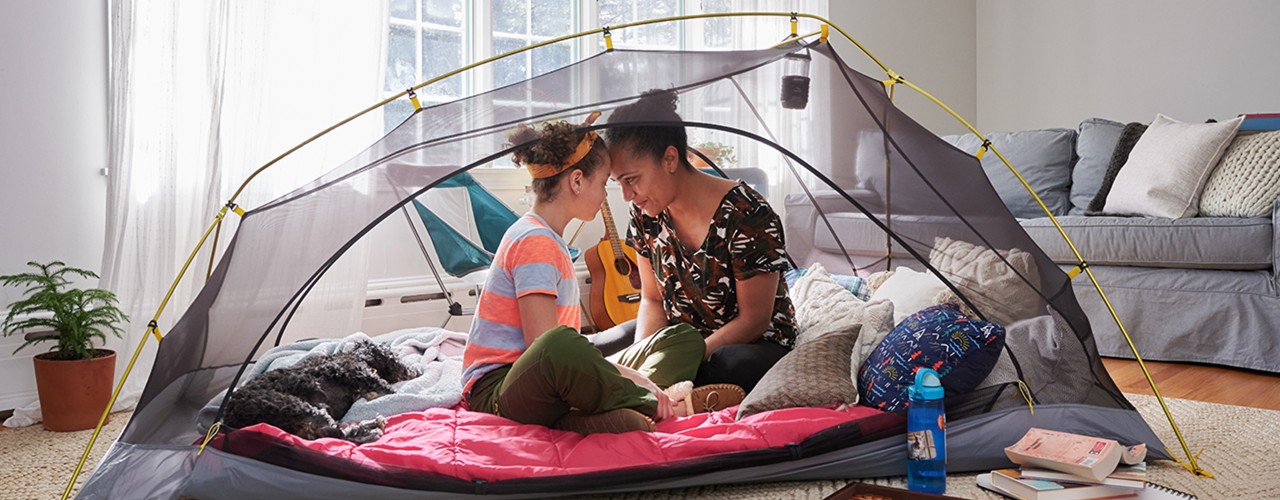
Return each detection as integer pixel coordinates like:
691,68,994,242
826,1,977,136
977,0,1280,131
0,1,109,409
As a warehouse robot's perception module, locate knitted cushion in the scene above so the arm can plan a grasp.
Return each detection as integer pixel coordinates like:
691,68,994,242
929,237,1041,326
736,326,860,420
1199,131,1280,217
1103,114,1243,218
789,263,866,347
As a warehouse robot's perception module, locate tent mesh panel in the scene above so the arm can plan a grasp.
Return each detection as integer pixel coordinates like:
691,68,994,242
114,42,1135,491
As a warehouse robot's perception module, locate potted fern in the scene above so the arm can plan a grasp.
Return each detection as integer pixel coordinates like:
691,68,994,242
1,261,127,431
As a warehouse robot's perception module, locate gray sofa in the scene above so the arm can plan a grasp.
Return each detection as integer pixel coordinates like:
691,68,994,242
786,118,1280,373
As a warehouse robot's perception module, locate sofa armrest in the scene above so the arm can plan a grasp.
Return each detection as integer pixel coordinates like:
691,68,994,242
1274,196,1280,287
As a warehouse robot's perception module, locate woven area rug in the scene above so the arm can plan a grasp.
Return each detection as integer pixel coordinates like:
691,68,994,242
1,394,1273,499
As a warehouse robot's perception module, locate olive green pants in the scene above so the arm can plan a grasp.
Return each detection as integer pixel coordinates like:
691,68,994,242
608,322,705,389
468,324,704,425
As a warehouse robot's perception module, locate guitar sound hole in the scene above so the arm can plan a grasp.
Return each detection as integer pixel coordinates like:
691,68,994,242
613,258,632,276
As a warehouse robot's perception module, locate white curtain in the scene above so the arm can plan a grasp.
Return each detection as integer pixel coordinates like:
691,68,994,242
92,0,388,416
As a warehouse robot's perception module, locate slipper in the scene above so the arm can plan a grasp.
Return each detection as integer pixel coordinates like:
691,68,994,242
682,384,746,414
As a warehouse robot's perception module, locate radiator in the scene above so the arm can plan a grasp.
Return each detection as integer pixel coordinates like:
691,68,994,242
361,267,597,336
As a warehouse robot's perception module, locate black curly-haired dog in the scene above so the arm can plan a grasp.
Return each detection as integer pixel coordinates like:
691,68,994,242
222,340,420,443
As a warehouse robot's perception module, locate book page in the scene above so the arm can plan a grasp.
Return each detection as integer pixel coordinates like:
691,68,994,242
1007,428,1118,468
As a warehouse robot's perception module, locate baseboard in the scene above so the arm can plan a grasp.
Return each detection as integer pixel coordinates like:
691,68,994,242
0,332,38,413
0,390,37,414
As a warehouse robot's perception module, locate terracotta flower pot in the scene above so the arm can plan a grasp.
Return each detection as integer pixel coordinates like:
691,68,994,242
32,349,116,431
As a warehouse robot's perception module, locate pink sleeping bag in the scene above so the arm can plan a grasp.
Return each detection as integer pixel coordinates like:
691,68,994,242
216,404,896,485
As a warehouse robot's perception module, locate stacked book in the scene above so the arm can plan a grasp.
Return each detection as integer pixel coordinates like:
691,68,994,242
976,428,1194,499
1239,113,1280,131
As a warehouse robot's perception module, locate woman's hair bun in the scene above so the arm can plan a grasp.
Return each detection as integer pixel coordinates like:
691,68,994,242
636,88,679,114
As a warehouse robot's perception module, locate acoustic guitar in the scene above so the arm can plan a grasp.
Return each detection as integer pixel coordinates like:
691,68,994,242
584,200,642,329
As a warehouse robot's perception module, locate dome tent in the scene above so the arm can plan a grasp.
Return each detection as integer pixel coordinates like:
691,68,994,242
73,13,1188,499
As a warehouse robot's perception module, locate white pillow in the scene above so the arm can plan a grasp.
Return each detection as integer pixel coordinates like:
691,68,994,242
1103,114,1243,218
869,266,947,325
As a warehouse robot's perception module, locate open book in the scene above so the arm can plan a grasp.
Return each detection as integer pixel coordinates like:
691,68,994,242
1005,428,1147,482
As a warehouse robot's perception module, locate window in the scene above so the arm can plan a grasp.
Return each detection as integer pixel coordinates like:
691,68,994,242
385,0,469,131
382,0,743,133
380,1,827,199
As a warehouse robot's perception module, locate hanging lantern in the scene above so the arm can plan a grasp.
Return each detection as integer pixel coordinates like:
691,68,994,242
781,49,811,110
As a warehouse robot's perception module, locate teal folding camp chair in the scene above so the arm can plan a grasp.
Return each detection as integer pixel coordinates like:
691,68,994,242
400,171,579,328
398,172,517,328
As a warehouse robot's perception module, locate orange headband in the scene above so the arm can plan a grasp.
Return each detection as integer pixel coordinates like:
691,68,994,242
524,111,603,179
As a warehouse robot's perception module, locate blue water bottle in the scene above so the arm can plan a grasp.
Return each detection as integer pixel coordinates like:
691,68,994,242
906,368,946,493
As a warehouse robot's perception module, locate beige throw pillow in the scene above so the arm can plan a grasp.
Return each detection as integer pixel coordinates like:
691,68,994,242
1103,114,1243,218
736,326,860,420
1199,131,1280,217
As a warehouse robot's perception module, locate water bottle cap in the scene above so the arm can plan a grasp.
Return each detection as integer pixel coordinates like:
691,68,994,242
909,368,944,400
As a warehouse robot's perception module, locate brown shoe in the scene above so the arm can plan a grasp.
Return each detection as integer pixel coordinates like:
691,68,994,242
555,408,656,435
684,384,746,414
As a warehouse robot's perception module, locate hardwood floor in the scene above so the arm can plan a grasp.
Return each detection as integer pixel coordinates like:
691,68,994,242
1102,357,1280,410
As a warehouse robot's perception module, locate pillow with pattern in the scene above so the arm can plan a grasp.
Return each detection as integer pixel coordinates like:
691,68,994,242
857,303,1005,413
736,326,861,420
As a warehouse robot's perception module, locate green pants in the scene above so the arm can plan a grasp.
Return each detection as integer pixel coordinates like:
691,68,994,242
468,324,704,425
608,322,705,389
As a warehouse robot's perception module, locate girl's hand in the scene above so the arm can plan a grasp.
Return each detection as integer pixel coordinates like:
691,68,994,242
613,363,677,421
652,389,676,421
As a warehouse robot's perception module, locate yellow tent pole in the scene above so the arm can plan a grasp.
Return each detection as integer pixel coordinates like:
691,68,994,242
61,205,239,499
67,12,1203,497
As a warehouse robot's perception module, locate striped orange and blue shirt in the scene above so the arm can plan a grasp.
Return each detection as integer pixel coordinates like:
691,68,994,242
462,213,580,394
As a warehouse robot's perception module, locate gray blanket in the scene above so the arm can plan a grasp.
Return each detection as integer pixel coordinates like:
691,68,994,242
198,327,466,430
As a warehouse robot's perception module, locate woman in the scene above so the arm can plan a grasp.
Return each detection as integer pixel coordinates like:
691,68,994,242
461,114,706,435
604,90,797,393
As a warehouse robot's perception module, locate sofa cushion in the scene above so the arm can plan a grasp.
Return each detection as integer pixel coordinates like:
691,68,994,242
1199,131,1280,217
1020,215,1273,270
813,212,974,259
943,129,1076,219
1070,118,1126,215
1103,114,1244,218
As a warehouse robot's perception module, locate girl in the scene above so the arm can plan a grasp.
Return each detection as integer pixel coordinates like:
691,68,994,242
461,114,705,434
604,90,797,394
